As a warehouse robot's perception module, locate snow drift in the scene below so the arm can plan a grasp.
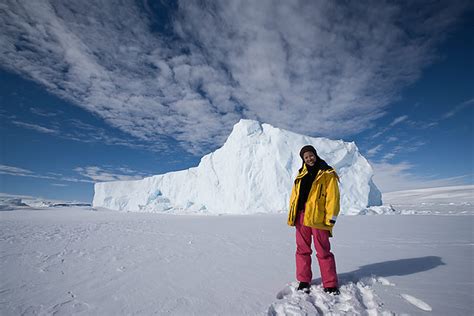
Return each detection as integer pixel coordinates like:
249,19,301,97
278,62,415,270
93,119,381,214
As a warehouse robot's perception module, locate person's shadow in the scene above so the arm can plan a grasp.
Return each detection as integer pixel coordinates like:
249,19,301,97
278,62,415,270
312,256,445,285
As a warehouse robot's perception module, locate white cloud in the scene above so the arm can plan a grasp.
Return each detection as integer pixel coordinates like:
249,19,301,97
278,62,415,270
365,136,426,162
51,183,68,187
410,98,474,129
382,153,396,160
0,164,93,183
64,119,169,152
420,121,439,129
370,130,385,139
74,166,149,182
366,144,383,157
12,121,59,135
0,163,143,184
0,164,35,176
389,115,409,126
0,0,469,154
442,97,474,119
9,118,168,152
371,161,471,193
368,115,410,140
29,107,61,117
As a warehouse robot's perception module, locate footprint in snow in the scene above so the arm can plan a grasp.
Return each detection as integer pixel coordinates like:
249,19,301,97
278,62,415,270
376,276,395,286
401,293,432,311
269,277,394,315
40,292,91,315
276,283,294,299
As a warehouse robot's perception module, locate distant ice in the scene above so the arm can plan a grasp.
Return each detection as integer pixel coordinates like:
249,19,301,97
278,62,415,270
0,197,29,211
383,185,473,215
0,193,92,211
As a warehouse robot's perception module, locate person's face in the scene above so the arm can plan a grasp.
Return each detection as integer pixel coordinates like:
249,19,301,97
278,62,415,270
303,151,317,167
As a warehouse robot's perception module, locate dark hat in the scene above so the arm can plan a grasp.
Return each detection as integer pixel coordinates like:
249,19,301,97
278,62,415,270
299,145,317,160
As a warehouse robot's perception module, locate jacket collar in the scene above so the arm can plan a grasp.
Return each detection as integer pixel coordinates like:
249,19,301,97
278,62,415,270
296,163,335,181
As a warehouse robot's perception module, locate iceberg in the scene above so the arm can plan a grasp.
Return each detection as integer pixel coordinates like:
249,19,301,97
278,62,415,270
93,119,382,214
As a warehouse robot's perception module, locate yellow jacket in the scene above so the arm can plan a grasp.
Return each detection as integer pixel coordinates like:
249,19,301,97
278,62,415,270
287,164,340,235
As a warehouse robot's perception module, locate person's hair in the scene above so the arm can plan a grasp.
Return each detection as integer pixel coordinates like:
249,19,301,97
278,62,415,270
299,145,317,160
297,147,332,173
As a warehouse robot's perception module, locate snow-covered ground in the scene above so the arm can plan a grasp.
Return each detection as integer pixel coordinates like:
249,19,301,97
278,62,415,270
1,186,473,315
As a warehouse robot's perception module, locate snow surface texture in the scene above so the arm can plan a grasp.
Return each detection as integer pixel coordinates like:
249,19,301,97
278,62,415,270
94,119,381,214
1,187,472,315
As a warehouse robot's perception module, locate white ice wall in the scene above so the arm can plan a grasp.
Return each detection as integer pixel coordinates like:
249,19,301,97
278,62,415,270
93,119,382,214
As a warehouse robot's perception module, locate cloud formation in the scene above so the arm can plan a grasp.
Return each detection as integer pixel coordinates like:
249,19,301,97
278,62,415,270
371,161,471,192
366,144,383,157
9,116,167,152
442,97,474,119
0,163,147,184
389,115,409,127
0,164,92,183
12,121,59,135
74,166,149,182
0,164,35,177
0,0,469,154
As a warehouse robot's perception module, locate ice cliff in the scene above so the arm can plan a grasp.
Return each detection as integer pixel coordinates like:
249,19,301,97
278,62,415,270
93,119,382,214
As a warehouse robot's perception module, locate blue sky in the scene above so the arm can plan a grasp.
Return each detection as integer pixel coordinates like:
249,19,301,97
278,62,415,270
0,0,473,202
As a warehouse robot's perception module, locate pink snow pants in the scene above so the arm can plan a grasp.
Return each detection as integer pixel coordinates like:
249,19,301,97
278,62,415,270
295,211,338,288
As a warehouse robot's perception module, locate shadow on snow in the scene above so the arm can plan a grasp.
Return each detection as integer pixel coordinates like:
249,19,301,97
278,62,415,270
312,256,445,285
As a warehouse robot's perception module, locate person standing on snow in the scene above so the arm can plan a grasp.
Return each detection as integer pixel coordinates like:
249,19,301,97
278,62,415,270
287,145,340,295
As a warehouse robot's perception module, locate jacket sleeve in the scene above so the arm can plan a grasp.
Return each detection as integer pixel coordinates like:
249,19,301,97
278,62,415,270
324,173,340,226
287,183,298,226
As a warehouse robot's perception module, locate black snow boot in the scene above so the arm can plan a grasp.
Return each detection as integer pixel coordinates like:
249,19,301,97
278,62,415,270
323,287,340,295
297,282,310,293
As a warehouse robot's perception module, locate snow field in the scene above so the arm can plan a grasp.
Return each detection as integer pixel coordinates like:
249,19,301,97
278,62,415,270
1,206,472,315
